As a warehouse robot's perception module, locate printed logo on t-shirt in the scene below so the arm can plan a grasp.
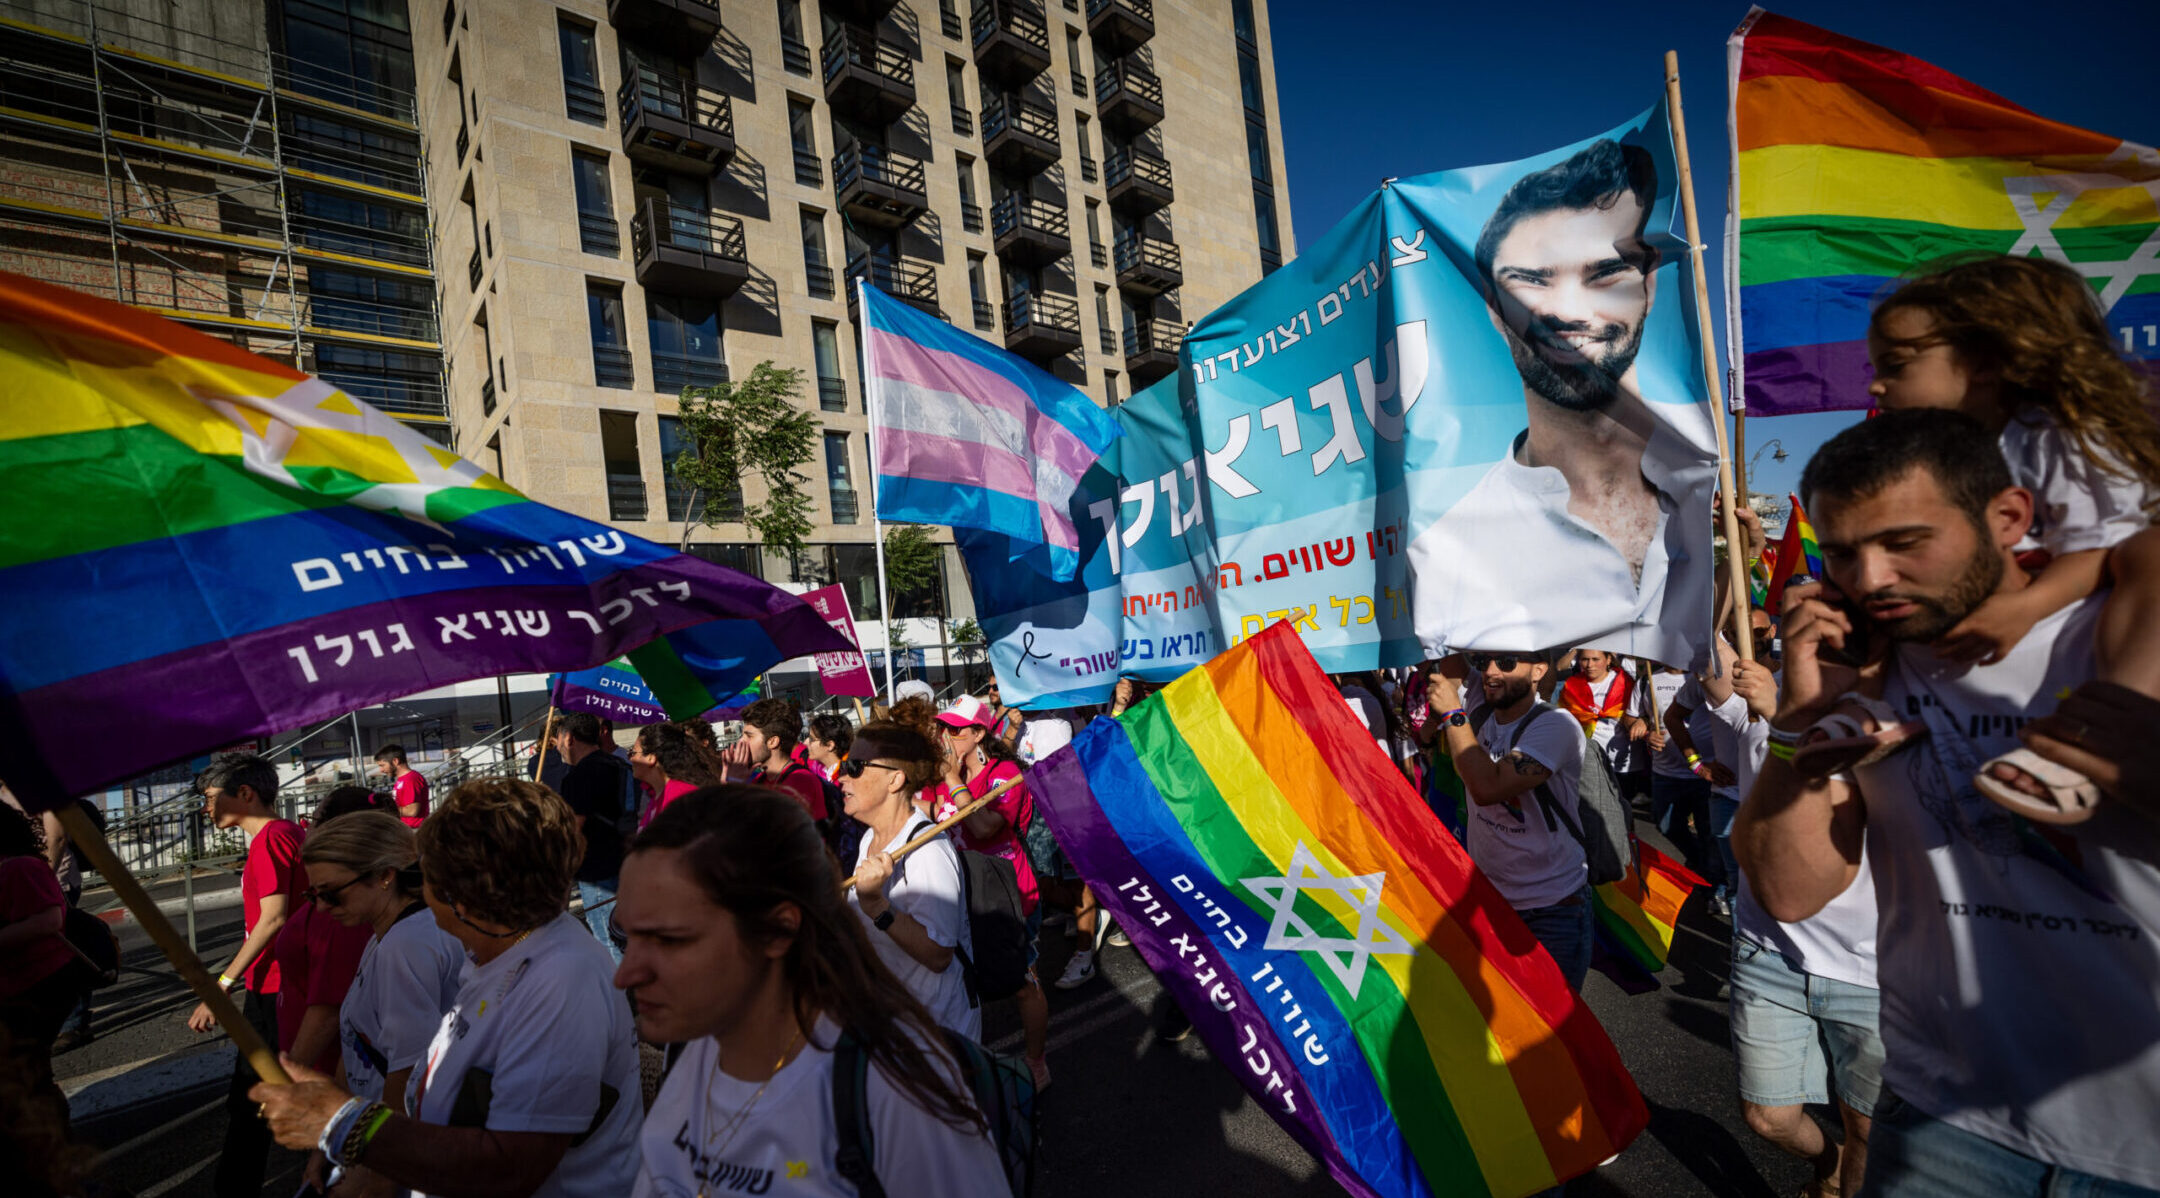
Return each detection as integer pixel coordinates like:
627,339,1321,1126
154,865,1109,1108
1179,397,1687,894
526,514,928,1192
665,1119,779,1195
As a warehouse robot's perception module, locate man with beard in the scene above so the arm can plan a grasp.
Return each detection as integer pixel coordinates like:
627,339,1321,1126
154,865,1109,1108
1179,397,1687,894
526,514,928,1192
1409,138,1714,659
1734,411,2160,1197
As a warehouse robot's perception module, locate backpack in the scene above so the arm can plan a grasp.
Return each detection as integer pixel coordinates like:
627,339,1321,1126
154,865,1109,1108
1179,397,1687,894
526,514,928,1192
600,752,640,841
782,762,847,827
63,905,119,989
832,1026,1038,1198
899,818,1030,1006
1471,702,1635,886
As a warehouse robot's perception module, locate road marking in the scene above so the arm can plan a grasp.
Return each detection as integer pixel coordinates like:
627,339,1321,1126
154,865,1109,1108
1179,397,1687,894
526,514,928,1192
989,972,1162,1056
138,1153,217,1198
65,1045,233,1119
93,1091,222,1166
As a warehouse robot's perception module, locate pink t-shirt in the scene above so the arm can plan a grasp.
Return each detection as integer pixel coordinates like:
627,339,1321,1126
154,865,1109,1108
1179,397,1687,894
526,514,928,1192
0,856,74,998
640,778,701,829
273,902,373,1071
394,770,429,828
931,759,1037,914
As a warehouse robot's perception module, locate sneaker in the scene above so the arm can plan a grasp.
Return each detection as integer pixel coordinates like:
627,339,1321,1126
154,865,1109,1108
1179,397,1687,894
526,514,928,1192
1054,950,1096,990
1106,925,1131,949
1027,1055,1051,1091
51,1027,93,1054
1091,914,1112,953
1710,888,1731,919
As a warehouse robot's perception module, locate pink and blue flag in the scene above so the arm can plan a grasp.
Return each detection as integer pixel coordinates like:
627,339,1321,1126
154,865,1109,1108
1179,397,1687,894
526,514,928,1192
860,284,1120,581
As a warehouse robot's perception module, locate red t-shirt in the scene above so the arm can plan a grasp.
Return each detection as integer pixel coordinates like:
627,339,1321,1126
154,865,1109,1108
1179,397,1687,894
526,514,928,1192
394,770,430,828
241,819,307,994
0,856,74,998
273,902,374,1071
930,759,1037,915
755,764,828,822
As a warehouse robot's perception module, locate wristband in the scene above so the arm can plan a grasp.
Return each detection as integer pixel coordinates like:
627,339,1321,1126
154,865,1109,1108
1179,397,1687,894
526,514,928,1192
334,1102,392,1167
217,973,237,991
1438,708,1465,725
318,1097,370,1163
1765,740,1797,763
1765,723,1807,747
1684,751,1702,764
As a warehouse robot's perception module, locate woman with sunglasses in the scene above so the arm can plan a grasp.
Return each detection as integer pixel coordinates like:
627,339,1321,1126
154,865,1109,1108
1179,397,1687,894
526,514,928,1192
839,722,978,1039
271,787,388,1082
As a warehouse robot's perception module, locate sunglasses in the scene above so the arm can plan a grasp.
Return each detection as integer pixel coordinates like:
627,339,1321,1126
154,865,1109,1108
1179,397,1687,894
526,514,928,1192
837,759,902,779
1465,653,1526,673
307,875,366,909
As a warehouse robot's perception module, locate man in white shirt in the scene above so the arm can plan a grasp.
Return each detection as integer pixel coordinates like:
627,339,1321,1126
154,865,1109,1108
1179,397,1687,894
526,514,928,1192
1736,410,2160,1196
1409,138,1718,668
1426,652,1592,991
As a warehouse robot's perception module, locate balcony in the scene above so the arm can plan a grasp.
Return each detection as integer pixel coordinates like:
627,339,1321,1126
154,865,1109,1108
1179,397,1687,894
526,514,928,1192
632,199,751,298
822,26,915,125
1086,0,1152,56
455,122,469,163
982,93,1059,175
1114,234,1181,296
970,0,1051,85
846,252,939,321
991,193,1069,266
1004,291,1081,361
1095,57,1163,133
833,144,929,228
607,472,648,522
606,0,719,50
1106,147,1172,214
1123,316,1181,385
653,351,728,392
818,375,848,411
1090,240,1106,268
593,345,635,389
619,71,735,175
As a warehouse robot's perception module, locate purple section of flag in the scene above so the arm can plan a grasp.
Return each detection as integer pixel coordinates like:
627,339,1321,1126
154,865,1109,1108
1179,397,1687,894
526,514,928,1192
0,559,846,801
1028,744,1360,1195
1742,339,1876,416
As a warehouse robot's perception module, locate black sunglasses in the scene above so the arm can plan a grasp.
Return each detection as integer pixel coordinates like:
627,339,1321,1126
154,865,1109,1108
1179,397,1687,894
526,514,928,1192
837,759,902,779
1466,653,1526,673
308,875,366,908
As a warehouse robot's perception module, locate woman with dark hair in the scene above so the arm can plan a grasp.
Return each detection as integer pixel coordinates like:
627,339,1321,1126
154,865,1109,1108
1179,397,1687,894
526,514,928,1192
0,804,81,1127
804,714,854,782
839,722,975,1038
255,779,643,1198
614,784,1003,1194
629,721,725,829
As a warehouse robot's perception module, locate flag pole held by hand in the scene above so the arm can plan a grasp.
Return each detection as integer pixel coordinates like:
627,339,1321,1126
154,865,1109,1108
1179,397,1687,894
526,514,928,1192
840,772,1026,892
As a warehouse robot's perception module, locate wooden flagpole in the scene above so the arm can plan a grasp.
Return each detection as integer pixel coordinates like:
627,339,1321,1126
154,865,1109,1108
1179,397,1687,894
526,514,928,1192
839,771,1024,892
531,706,559,782
1664,49,1754,663
54,801,290,1086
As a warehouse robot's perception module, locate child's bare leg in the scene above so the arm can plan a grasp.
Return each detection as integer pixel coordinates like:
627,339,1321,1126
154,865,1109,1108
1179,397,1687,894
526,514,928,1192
2097,527,2160,695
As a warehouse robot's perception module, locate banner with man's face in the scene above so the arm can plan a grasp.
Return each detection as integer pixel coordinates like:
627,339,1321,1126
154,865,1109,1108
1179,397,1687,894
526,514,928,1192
1180,98,1719,671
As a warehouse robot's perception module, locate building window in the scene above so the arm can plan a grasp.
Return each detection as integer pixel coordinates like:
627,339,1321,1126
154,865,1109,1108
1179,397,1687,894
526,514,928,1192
1237,47,1265,119
802,208,833,298
600,410,646,521
647,293,725,392
825,544,942,619
778,0,810,75
824,432,859,524
1104,369,1119,404
307,267,435,341
1095,285,1113,356
558,16,605,124
967,253,992,330
957,155,982,233
1246,120,1271,183
571,150,617,253
1066,29,1086,98
1231,0,1257,46
587,283,633,388
476,305,498,413
292,189,428,266
1085,199,1105,268
938,0,961,41
1254,185,1281,272
656,415,709,522
277,0,417,118
688,543,762,575
316,344,443,419
441,0,456,42
946,58,971,136
814,321,847,411
789,97,820,185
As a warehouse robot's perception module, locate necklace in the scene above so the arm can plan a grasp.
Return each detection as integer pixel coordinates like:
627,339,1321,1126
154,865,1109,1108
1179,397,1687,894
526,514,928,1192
473,926,536,1018
694,1026,805,1198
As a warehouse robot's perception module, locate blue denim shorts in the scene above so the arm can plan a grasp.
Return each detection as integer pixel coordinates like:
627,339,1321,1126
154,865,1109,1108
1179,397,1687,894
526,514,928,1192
1730,936,1884,1115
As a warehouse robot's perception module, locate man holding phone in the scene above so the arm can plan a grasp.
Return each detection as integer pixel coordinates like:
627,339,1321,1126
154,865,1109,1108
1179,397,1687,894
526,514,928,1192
1734,411,2160,1197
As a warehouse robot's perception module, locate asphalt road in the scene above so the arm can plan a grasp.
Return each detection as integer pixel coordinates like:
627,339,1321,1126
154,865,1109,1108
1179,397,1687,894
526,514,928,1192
62,848,1826,1198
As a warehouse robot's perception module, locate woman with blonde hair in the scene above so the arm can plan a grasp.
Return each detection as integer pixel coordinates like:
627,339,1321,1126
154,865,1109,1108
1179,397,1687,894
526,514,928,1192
256,780,642,1198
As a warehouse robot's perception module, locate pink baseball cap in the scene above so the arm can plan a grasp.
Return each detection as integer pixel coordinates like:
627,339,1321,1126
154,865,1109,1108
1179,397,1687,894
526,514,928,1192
936,694,992,729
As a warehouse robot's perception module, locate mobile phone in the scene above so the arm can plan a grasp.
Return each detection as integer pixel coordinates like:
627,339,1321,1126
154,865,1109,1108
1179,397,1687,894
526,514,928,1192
1809,579,1869,668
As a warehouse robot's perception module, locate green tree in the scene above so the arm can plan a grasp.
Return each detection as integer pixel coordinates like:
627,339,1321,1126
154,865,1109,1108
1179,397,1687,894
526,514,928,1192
880,523,941,618
671,362,819,561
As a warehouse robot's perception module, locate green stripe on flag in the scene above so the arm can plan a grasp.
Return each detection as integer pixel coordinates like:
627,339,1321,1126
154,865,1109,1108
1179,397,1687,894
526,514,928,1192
1738,214,2160,288
625,638,719,720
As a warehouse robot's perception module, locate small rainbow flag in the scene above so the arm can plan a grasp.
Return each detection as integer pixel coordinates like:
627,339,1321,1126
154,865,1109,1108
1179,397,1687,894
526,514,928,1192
0,271,848,803
1594,844,1707,975
1031,622,1646,1198
1763,494,1822,614
1727,8,2160,416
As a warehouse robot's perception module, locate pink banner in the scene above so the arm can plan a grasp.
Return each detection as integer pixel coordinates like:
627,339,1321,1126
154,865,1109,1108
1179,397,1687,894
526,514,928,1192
801,584,875,698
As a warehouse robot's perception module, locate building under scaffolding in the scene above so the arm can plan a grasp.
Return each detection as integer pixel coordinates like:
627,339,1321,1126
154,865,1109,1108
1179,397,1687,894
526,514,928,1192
0,0,447,439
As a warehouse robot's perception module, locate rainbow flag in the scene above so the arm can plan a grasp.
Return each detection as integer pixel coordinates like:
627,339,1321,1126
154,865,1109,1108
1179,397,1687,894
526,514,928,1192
1762,494,1822,614
860,283,1120,581
1030,622,1646,1198
1594,844,1707,975
1728,8,2160,416
548,657,759,724
1748,541,1778,610
0,271,849,803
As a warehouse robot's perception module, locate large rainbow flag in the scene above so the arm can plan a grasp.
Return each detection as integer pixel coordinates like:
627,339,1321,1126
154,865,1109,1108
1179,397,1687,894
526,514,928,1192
1727,8,2160,416
1030,622,1647,1198
0,271,849,803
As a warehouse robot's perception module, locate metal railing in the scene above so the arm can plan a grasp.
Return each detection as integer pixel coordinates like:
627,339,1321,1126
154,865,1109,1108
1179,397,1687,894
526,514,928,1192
579,209,619,254
847,252,938,307
992,192,1069,240
971,0,1050,56
1106,147,1172,192
593,345,635,388
830,489,861,523
951,105,974,136
974,298,997,329
982,92,1059,146
818,376,849,411
962,203,985,233
833,144,928,198
618,70,735,142
1096,57,1163,111
794,146,823,185
1080,154,1097,183
653,351,728,392
632,200,749,264
468,247,483,288
1124,316,1183,358
1115,234,1181,276
608,473,648,521
822,26,914,89
565,76,607,124
782,34,812,74
1007,290,1080,334
806,257,836,297
1088,0,1153,25
480,376,496,414
322,372,448,421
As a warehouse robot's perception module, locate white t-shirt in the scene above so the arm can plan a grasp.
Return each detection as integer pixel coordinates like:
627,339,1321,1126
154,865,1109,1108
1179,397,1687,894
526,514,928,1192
342,908,466,1105
1017,717,1072,765
1677,681,1744,801
1999,414,2154,558
1338,685,1388,752
1650,671,1717,780
1707,676,1880,990
1857,594,2160,1189
407,913,643,1198
632,1023,1006,1198
852,822,979,1042
1464,699,1589,910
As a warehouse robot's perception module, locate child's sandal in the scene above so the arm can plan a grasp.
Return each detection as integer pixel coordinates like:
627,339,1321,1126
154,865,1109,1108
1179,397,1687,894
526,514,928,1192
1789,693,1928,781
1974,748,2101,825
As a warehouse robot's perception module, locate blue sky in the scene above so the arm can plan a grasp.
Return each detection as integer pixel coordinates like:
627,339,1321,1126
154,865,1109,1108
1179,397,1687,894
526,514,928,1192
1266,0,2160,505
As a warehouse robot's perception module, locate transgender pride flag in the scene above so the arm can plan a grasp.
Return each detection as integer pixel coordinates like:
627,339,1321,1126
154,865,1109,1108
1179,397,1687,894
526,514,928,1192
860,283,1120,581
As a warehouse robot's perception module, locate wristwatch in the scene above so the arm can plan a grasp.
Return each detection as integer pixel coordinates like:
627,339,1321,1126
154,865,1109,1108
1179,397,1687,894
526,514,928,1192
1445,709,1469,728
873,908,896,932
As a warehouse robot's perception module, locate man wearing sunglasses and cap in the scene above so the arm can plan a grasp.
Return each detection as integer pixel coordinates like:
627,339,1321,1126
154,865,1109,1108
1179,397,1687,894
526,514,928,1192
1427,651,1594,991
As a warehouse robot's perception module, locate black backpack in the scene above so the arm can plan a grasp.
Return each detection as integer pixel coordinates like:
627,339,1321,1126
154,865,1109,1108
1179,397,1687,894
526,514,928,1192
898,818,1030,1006
1471,702,1635,886
63,905,119,989
832,1025,1038,1198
